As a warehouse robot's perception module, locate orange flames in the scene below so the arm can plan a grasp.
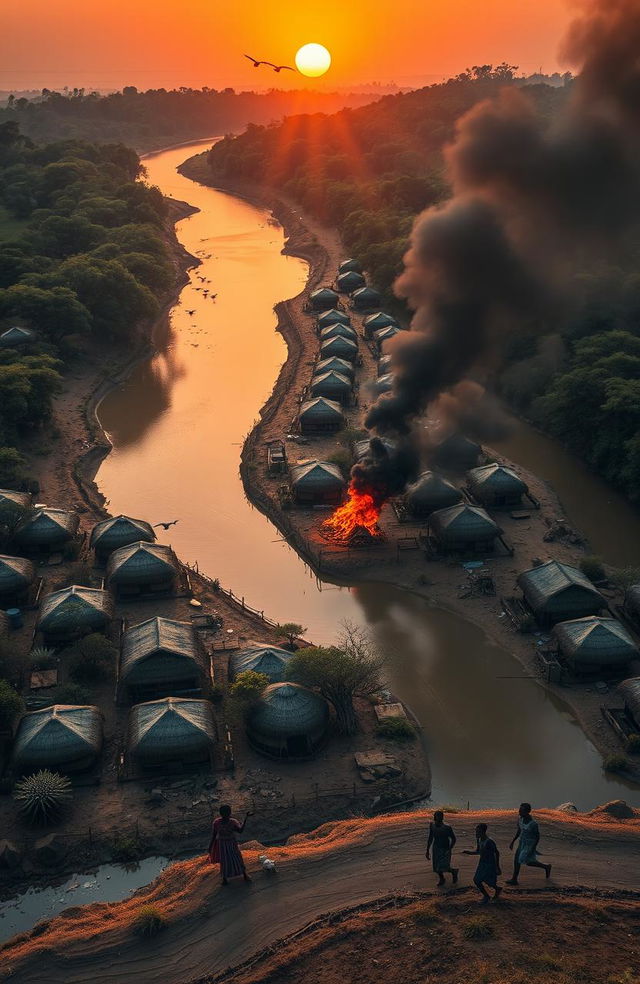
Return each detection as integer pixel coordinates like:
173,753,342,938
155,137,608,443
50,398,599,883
322,483,382,540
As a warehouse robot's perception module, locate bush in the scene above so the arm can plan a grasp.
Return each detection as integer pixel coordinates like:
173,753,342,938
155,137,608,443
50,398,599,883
52,682,93,705
29,646,57,670
463,915,494,940
229,671,269,704
580,555,606,582
376,716,416,741
132,904,166,937
14,770,72,823
624,733,640,754
328,449,353,477
68,633,117,685
0,679,25,731
112,833,144,862
603,753,627,773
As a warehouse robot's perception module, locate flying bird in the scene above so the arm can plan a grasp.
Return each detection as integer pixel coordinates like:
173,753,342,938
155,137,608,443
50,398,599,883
154,520,180,530
186,309,196,315
244,54,295,73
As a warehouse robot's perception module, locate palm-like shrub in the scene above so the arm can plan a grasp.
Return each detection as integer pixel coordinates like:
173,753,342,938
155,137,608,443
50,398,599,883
14,770,72,823
29,647,57,670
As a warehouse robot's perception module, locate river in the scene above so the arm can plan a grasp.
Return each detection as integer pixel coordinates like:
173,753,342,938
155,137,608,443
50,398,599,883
95,139,639,811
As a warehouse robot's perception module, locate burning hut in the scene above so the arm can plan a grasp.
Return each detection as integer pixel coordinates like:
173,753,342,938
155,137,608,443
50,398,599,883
315,356,355,381
107,541,179,596
13,705,103,774
553,617,637,673
310,370,352,405
298,397,344,434
0,554,35,604
353,437,397,463
14,507,79,551
37,585,114,642
290,460,345,505
317,309,351,330
618,678,640,731
128,697,216,767
0,326,33,347
309,286,339,311
320,335,358,362
90,514,156,561
336,270,366,294
405,471,462,518
517,561,605,626
0,489,31,527
338,258,363,274
432,434,482,473
230,645,292,683
319,322,357,343
351,286,381,310
363,312,398,339
428,503,500,552
467,463,528,508
120,617,209,701
247,682,330,759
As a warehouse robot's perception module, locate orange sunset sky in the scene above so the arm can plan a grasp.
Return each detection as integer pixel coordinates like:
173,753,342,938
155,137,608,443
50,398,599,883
3,0,574,92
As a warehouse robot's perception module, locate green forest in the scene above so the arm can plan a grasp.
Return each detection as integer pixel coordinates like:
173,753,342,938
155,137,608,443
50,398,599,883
0,121,174,488
207,69,640,503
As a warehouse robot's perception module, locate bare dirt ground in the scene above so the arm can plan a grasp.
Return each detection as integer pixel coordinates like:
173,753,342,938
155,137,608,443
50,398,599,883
1,808,638,984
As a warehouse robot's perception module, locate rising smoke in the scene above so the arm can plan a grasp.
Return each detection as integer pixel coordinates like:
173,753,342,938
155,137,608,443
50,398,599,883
358,0,640,495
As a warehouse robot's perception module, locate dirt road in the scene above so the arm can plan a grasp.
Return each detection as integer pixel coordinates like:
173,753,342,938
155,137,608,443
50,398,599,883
2,809,638,984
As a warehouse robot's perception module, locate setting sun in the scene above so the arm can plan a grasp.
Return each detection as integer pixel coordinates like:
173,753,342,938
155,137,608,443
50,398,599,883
295,42,331,77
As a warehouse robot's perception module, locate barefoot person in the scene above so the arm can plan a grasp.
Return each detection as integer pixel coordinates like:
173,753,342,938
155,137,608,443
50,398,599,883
426,810,459,886
463,823,502,904
507,803,552,885
208,805,252,886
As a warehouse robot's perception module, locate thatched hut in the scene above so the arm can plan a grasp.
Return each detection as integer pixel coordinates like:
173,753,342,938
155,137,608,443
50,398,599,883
317,309,351,330
517,561,604,626
618,678,640,730
128,697,215,766
310,370,352,405
0,326,33,347
353,437,397,463
247,682,330,759
429,503,500,552
121,617,209,701
230,645,293,683
290,460,345,505
107,541,179,596
315,356,355,381
299,397,344,434
351,286,381,310
338,258,363,274
553,617,637,671
90,514,156,560
319,322,357,343
0,554,35,603
377,354,392,376
467,463,528,508
0,489,31,527
309,287,339,311
363,312,398,339
13,705,103,773
336,270,366,294
375,373,394,395
14,507,79,551
374,325,402,352
432,434,482,473
406,471,462,518
37,585,114,641
320,335,358,362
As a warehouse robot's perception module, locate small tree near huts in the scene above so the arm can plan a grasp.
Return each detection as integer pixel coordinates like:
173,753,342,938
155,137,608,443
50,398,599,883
0,679,25,733
287,622,384,735
277,623,307,649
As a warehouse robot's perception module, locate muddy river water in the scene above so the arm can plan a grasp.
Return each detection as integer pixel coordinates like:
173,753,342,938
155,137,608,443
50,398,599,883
96,139,640,811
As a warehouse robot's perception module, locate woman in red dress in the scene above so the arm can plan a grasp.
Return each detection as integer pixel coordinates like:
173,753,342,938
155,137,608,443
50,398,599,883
208,804,252,885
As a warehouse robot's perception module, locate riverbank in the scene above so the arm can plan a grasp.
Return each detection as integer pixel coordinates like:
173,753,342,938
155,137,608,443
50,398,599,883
1,805,638,984
179,150,640,783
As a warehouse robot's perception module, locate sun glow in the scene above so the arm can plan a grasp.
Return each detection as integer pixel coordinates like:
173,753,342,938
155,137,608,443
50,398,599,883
295,43,332,78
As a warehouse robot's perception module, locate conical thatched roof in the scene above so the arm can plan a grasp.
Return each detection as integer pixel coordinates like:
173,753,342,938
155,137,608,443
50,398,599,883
336,270,366,293
107,541,178,586
353,437,397,462
467,463,528,498
338,258,363,274
374,325,402,349
0,489,31,516
315,356,355,380
310,370,352,401
13,705,103,772
291,460,344,491
317,308,351,329
309,287,339,310
90,514,156,554
320,335,358,361
553,617,637,667
517,561,604,620
121,617,206,685
377,354,392,376
363,312,398,336
15,507,79,548
248,683,330,740
0,326,33,346
619,677,640,726
352,286,381,309
375,373,394,394
320,322,357,342
406,471,462,515
430,503,499,544
37,585,114,636
0,553,35,596
299,397,344,426
231,645,293,683
128,697,215,763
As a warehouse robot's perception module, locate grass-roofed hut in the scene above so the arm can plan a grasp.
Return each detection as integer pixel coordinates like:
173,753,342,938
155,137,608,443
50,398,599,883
353,437,397,462
320,335,358,362
230,645,293,683
299,397,344,434
374,325,403,352
315,356,355,381
317,309,351,330
247,682,330,759
0,326,33,347
310,370,352,405
309,287,339,311
0,489,31,527
553,616,637,672
375,373,394,395
121,617,209,701
351,286,381,310
429,503,500,552
618,678,640,731
338,258,363,274
517,560,605,626
14,507,79,551
320,322,357,343
90,514,156,561
377,354,392,376
433,434,482,473
290,460,345,505
363,312,398,339
128,697,215,767
107,541,179,597
336,270,366,294
0,553,35,604
406,471,463,518
467,463,528,508
37,585,114,642
12,705,103,774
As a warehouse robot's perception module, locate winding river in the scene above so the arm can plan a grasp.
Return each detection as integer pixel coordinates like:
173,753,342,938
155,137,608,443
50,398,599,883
96,139,640,811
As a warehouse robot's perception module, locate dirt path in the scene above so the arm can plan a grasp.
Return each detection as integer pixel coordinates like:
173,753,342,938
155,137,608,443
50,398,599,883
2,809,638,984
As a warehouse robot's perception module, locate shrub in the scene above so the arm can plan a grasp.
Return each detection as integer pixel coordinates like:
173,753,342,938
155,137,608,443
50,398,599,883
376,716,416,741
53,682,93,705
463,916,494,940
0,679,25,731
29,646,57,670
132,904,166,937
229,671,269,704
68,633,117,685
411,903,440,927
328,449,353,477
603,753,627,773
624,734,640,754
112,833,144,862
14,770,72,823
580,555,606,582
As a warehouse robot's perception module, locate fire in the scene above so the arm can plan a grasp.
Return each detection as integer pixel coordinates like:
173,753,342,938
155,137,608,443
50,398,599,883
322,483,382,540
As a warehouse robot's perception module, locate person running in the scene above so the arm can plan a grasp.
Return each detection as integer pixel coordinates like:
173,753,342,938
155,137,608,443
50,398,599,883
463,822,502,903
208,805,252,886
426,810,459,886
507,803,552,885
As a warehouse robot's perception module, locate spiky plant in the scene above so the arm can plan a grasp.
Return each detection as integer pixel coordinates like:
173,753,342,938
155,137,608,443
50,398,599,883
14,770,72,823
29,647,57,670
